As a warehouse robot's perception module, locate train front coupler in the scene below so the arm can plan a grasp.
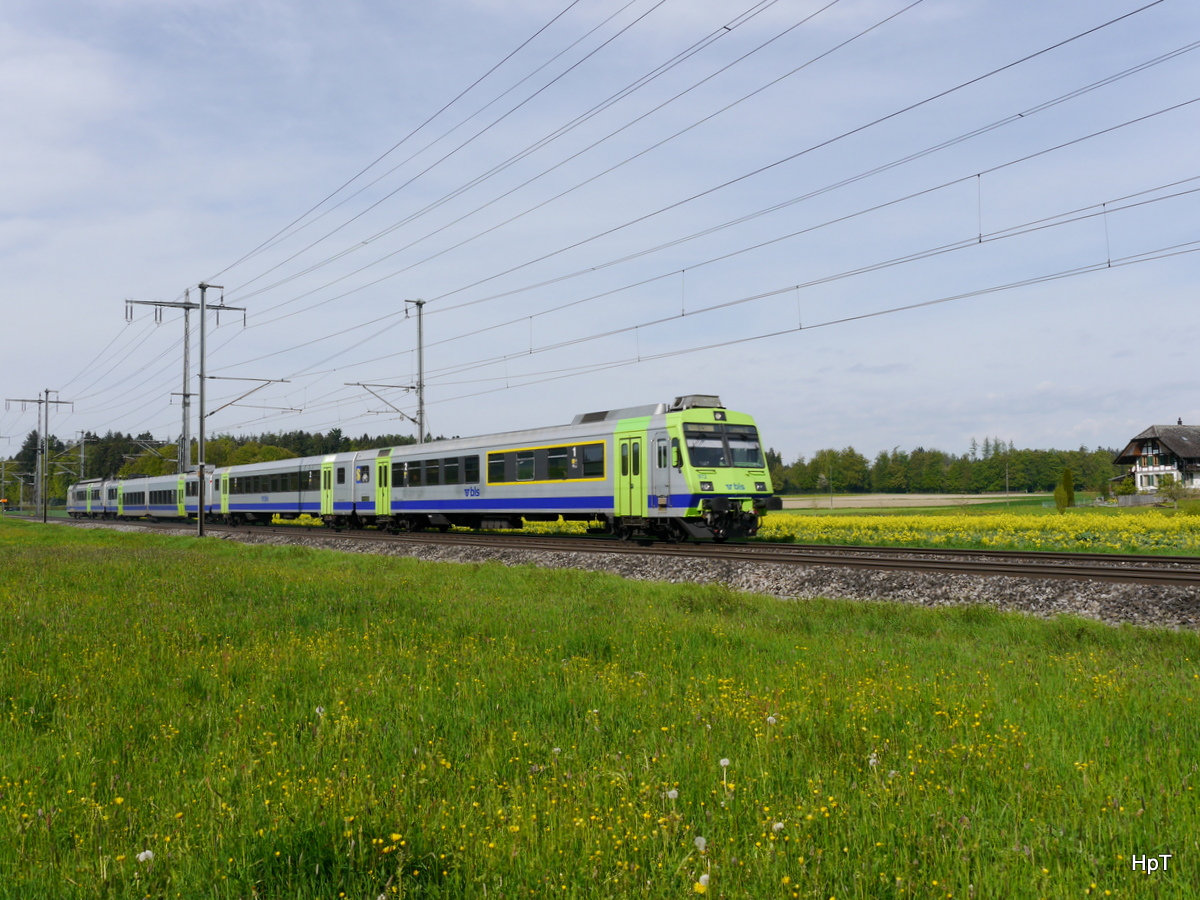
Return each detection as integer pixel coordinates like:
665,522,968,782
699,496,759,541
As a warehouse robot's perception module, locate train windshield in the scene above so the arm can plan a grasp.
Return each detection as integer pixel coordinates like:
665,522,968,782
683,423,765,468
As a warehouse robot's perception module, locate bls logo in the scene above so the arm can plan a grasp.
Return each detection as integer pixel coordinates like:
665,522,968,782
463,486,481,498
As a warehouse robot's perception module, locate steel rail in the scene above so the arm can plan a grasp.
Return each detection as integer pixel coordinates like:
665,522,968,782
65,518,1200,587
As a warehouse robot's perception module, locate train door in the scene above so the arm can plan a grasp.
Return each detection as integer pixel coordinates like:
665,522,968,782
616,432,647,519
116,483,124,517
177,475,186,517
650,432,672,510
320,457,335,517
220,472,230,516
375,452,392,517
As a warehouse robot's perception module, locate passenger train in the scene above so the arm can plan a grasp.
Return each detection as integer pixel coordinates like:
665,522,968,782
67,395,781,541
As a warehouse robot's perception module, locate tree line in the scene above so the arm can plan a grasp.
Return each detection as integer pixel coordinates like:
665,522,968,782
767,438,1125,496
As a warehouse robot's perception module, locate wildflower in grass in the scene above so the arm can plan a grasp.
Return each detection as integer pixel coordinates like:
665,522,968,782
694,836,707,853
694,873,710,893
136,850,154,863
719,758,730,768
773,822,785,832
316,706,325,717
868,751,879,768
767,716,777,725
667,789,679,800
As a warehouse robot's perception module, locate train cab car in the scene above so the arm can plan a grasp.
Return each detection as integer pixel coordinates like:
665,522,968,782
575,394,777,541
656,395,781,541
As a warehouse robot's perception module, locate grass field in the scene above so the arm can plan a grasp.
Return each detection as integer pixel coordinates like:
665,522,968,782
1,519,1197,898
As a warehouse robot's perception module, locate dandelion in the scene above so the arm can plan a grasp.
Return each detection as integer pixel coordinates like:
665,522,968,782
719,758,730,768
868,751,879,768
552,748,561,755
136,850,154,863
694,836,707,853
773,822,785,832
694,873,710,893
316,706,326,718
767,716,776,725
667,789,679,800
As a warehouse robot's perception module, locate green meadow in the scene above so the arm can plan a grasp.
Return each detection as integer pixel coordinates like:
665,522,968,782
1,519,1196,899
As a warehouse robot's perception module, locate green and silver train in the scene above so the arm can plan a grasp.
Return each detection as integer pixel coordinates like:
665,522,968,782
68,395,781,541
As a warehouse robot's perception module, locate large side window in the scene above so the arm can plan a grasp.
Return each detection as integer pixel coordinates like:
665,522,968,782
443,458,460,485
548,447,569,480
516,451,535,482
464,456,480,484
583,443,604,478
488,452,506,484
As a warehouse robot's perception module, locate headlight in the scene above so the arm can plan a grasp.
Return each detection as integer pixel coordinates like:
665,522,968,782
755,482,767,492
700,481,713,491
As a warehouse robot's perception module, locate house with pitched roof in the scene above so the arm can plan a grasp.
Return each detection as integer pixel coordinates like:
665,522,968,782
1114,421,1200,491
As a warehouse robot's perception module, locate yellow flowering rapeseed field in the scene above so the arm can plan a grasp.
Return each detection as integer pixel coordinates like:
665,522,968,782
757,511,1200,553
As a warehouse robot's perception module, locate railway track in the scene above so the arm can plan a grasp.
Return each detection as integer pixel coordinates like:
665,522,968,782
57,516,1200,587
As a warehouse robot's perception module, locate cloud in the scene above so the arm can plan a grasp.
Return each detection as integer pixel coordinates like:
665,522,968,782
0,23,133,208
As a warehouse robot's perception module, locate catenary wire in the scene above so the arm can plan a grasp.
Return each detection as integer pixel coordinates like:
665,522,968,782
214,89,1199,379
218,0,1167,369
206,0,589,283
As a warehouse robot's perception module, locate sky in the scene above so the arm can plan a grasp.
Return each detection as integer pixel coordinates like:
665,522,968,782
2,0,1198,466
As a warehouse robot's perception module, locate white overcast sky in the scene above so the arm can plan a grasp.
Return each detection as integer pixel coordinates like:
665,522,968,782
2,0,1198,464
